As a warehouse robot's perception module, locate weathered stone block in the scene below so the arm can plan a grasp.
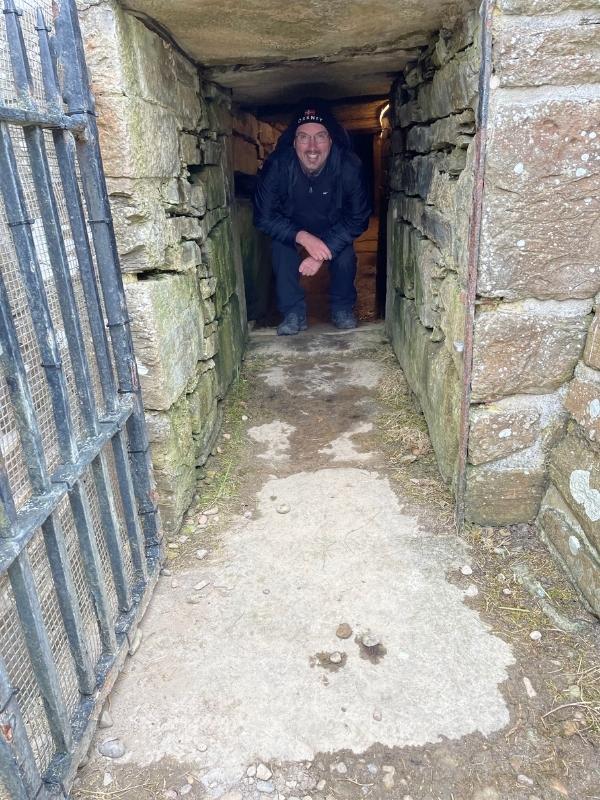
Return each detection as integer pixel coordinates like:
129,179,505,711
469,399,541,465
389,295,461,483
96,94,180,179
125,273,204,411
415,238,445,330
187,362,219,462
206,96,233,135
202,218,237,316
216,295,245,398
233,136,258,175
538,485,600,617
494,12,600,87
258,121,278,147
465,458,546,525
180,133,201,166
199,137,224,166
438,274,465,369
194,165,227,210
397,195,452,253
164,240,202,273
479,94,600,301
235,199,272,321
146,396,195,533
406,108,474,153
107,178,168,272
233,111,259,142
166,216,204,245
471,299,592,403
549,427,600,552
583,313,600,371
565,363,600,443
399,44,479,126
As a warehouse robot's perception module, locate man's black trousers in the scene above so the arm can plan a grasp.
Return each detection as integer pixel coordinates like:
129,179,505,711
272,240,357,317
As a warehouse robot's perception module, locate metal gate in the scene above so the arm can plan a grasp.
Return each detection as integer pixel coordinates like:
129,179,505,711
0,0,162,796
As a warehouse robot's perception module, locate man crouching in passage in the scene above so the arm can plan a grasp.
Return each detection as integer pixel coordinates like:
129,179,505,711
253,102,371,335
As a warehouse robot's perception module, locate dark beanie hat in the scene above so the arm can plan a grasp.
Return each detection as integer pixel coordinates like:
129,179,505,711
295,106,331,132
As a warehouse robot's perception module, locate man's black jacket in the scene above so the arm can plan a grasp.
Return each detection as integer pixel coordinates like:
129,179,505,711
253,143,371,258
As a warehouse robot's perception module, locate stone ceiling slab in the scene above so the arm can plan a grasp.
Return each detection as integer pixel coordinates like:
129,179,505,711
121,0,472,103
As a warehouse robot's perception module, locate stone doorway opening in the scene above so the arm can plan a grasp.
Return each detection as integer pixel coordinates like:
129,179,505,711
235,98,390,328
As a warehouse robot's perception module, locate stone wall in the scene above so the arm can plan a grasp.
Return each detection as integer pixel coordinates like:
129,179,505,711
386,13,480,486
387,2,600,615
481,0,599,615
79,0,246,532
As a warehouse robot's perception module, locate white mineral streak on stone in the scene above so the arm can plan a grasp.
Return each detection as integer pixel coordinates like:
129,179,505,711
248,421,296,462
588,398,600,420
568,535,581,556
318,423,374,462
570,470,600,521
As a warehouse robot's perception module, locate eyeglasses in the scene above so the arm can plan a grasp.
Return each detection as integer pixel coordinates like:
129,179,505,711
295,131,330,145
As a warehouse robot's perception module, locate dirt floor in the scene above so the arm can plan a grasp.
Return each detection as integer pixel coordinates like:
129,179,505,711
73,323,600,800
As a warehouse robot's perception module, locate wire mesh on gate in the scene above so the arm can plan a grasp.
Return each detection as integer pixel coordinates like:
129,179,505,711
0,0,161,797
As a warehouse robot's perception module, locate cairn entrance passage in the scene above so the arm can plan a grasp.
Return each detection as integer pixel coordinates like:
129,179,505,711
67,0,599,797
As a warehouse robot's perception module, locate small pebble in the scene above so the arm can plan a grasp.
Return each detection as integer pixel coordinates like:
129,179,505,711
493,546,504,555
565,684,581,700
276,503,291,515
517,774,534,787
168,543,179,550
180,786,192,796
178,535,189,544
464,584,478,598
316,780,326,791
329,652,342,664
257,764,272,781
523,677,537,698
562,719,579,737
194,580,210,591
223,433,231,440
197,743,207,752
529,630,542,641
186,593,204,605
335,763,347,775
496,573,506,583
247,765,257,777
360,631,380,648
373,709,382,721
198,515,208,526
336,623,352,639
460,565,473,576
244,511,253,518
171,579,179,589
242,415,249,421
195,549,208,560
217,446,223,454
98,738,125,759
103,772,113,787
205,507,219,516
502,587,512,596
164,790,178,800
160,567,172,576
257,781,275,794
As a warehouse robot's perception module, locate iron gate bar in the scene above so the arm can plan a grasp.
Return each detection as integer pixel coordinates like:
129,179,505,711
0,404,133,574
0,655,42,799
54,0,161,548
0,105,87,131
5,8,136,617
0,260,96,697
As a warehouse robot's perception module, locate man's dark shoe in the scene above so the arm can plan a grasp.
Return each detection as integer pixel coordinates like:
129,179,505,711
332,309,357,330
277,312,308,336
